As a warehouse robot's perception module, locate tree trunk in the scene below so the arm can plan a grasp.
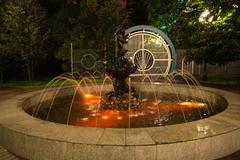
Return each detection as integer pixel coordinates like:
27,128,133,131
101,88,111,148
0,71,3,84
31,61,34,80
26,60,32,81
203,58,208,81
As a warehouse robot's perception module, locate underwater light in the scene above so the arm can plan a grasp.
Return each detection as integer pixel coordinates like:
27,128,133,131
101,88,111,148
179,102,206,107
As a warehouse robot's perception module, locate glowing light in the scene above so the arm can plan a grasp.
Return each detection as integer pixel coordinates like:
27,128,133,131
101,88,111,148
201,9,210,18
129,113,138,117
102,116,109,120
142,98,148,102
149,111,156,114
85,94,92,98
83,94,101,106
233,4,238,8
179,102,206,107
153,100,161,106
199,17,204,22
208,16,214,22
85,93,100,99
197,125,210,134
117,116,123,120
199,9,214,23
155,39,160,45
81,117,89,121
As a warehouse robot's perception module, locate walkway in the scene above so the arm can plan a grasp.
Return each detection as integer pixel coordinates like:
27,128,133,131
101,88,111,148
0,146,20,160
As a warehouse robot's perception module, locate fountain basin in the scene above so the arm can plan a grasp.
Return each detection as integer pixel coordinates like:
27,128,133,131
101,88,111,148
24,84,227,128
0,86,240,160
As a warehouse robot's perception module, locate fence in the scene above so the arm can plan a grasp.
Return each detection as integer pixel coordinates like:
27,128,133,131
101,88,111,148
70,47,240,80
176,49,240,80
71,48,106,73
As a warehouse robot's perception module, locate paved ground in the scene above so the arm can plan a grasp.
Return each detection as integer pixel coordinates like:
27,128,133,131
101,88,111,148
202,83,240,94
0,84,240,160
0,87,33,160
0,146,21,160
205,83,240,160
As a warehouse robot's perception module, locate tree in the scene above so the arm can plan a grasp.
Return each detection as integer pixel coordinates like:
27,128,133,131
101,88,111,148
145,0,187,38
127,0,148,25
1,0,47,81
0,1,6,83
56,0,130,72
179,0,240,80
38,0,75,48
146,0,240,80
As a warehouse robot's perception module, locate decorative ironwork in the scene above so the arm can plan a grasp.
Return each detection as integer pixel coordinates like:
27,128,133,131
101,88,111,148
125,25,176,76
133,49,154,71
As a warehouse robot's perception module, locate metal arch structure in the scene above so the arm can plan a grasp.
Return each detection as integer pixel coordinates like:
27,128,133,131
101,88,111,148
125,25,177,76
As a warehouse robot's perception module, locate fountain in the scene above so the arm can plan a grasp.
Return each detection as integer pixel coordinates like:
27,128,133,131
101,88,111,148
0,25,240,160
24,71,226,128
24,26,226,128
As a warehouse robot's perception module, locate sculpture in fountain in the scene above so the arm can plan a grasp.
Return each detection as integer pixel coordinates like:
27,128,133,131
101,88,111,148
101,27,139,110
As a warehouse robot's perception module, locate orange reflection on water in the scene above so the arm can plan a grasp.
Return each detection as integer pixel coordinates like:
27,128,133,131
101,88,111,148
71,95,209,128
77,109,129,128
83,93,101,106
179,102,206,108
81,117,89,121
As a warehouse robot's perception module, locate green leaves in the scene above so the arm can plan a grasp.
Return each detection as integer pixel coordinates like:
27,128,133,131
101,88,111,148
171,0,240,66
146,0,186,37
1,0,47,80
56,0,130,72
146,0,240,67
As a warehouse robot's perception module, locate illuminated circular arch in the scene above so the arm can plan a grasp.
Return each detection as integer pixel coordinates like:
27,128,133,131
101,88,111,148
125,25,176,76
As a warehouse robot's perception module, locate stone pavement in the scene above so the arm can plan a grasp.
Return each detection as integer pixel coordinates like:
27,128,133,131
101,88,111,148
0,146,20,160
0,87,35,160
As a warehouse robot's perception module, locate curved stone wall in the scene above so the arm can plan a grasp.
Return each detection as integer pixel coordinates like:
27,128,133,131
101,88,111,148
0,87,240,160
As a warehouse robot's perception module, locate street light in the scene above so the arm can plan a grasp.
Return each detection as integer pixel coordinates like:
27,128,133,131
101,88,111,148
199,9,214,23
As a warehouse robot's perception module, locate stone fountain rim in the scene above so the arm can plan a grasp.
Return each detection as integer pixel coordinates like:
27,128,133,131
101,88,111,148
1,86,240,160
0,86,240,147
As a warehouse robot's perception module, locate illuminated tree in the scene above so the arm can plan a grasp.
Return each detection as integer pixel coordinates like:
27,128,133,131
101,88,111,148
145,0,187,37
146,0,240,80
179,0,240,80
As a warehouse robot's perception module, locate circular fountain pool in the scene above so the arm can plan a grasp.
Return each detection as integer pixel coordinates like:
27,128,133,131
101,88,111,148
24,83,227,128
0,85,240,160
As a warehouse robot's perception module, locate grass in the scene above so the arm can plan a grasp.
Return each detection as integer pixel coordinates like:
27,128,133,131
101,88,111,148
0,79,51,89
0,76,112,89
1,73,239,89
195,74,240,84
